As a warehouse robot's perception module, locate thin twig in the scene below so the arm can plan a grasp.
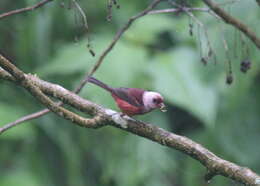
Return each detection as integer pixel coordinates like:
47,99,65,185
71,0,95,56
149,7,221,20
222,35,232,73
203,0,260,49
0,0,53,20
107,0,113,21
1,65,260,186
0,109,49,134
168,1,215,64
148,7,210,15
0,0,163,134
0,55,105,130
72,0,88,30
80,0,163,88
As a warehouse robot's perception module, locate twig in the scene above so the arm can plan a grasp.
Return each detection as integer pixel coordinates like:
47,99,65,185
203,0,260,49
1,65,260,186
148,6,221,21
0,0,163,133
148,7,210,15
79,0,163,88
72,0,88,30
0,0,54,20
0,55,105,130
222,35,233,84
0,109,49,134
107,0,113,21
71,0,95,56
168,1,215,64
76,0,163,92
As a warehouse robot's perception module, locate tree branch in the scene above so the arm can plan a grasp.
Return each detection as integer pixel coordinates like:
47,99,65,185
76,0,163,92
1,63,260,186
0,0,163,133
0,55,106,130
202,0,260,49
168,1,215,64
1,1,260,184
0,0,54,20
148,7,211,15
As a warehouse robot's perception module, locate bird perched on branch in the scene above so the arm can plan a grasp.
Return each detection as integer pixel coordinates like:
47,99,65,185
87,77,166,116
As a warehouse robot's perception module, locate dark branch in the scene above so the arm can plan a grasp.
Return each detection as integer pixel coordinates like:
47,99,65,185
0,0,54,20
0,0,163,132
203,0,260,49
1,65,260,186
76,0,163,92
0,55,106,129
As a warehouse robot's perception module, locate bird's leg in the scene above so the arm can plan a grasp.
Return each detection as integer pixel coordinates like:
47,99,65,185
119,112,127,117
109,111,125,118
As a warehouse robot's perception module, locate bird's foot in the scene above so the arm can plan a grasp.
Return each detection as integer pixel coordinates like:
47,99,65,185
119,113,127,117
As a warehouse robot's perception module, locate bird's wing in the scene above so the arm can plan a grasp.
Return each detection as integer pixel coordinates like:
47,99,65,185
112,88,144,107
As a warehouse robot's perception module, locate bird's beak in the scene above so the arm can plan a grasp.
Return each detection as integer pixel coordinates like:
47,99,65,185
159,103,167,112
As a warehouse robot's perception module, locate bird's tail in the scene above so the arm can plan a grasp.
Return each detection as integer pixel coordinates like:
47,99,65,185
87,76,113,92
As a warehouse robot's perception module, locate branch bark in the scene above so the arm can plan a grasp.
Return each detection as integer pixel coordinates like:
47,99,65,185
0,0,163,132
0,56,106,129
1,58,260,186
203,0,260,49
1,1,260,185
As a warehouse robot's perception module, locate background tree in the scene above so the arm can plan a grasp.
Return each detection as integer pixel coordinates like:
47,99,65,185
0,0,259,186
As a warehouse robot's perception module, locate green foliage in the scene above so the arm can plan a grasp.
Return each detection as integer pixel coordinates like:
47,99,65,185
149,48,218,127
0,0,260,186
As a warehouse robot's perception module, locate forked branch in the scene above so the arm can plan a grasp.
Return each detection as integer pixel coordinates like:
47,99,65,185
0,0,163,133
0,56,260,186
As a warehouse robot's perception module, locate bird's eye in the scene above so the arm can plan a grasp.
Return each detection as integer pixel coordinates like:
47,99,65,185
152,98,157,103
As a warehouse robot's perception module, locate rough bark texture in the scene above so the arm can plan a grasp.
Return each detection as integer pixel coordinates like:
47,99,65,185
1,66,260,186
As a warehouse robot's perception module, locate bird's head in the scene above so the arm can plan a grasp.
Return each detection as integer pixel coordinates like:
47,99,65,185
143,91,166,112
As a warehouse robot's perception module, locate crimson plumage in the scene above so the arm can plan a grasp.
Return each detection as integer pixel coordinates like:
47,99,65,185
87,77,166,116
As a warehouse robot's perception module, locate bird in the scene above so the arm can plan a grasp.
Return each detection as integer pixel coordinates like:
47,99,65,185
87,76,166,116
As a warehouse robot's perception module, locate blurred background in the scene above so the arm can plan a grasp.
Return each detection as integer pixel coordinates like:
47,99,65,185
0,0,259,186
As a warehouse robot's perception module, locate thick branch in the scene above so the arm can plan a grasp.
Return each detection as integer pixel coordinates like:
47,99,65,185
203,0,260,49
0,0,163,132
0,55,105,129
1,1,260,184
0,0,53,20
1,67,260,186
